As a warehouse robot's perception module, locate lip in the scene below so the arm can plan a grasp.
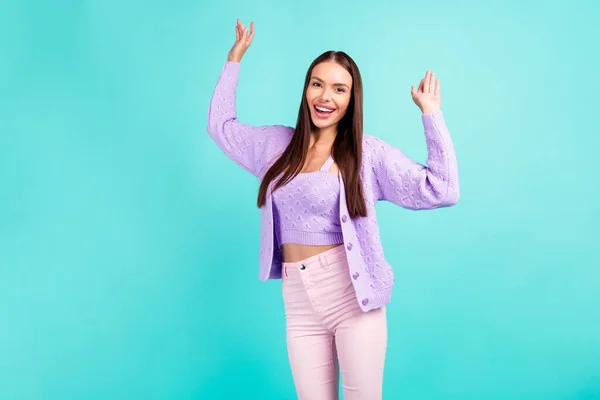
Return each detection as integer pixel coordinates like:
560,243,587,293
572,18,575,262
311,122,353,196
314,103,336,111
313,104,336,119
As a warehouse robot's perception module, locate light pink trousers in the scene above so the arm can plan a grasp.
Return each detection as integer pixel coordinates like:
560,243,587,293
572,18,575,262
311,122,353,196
281,244,387,400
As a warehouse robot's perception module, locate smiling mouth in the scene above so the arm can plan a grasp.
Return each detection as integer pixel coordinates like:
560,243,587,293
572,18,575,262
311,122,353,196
314,105,335,114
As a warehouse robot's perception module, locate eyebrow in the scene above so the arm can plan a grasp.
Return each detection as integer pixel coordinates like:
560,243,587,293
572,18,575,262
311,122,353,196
311,76,350,89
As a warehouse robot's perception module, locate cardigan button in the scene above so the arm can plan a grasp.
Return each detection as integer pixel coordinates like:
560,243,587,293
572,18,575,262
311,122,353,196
346,243,353,251
352,272,360,280
342,215,347,223
300,264,306,270
362,298,369,306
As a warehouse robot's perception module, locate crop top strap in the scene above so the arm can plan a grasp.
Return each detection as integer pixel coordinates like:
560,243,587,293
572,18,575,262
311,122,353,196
320,155,335,172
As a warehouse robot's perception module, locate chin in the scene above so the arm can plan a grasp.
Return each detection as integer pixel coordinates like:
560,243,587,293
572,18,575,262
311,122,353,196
311,117,336,130
315,123,333,130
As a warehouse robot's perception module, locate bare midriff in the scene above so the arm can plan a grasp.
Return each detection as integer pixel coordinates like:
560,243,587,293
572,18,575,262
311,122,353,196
280,243,343,263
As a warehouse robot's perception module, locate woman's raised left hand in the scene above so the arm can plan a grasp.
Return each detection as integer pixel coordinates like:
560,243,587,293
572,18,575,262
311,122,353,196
411,70,442,114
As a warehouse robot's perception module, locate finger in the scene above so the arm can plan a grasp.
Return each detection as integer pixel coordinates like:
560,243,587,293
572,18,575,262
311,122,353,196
429,72,436,93
418,78,425,93
434,79,440,97
248,21,255,42
238,20,247,40
237,19,243,40
235,25,240,41
424,71,431,93
241,28,248,45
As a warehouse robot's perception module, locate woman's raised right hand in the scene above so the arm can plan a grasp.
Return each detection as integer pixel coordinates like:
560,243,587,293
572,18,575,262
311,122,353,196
227,19,255,63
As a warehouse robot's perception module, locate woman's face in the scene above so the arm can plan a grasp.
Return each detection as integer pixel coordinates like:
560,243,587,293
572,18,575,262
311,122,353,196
306,61,353,132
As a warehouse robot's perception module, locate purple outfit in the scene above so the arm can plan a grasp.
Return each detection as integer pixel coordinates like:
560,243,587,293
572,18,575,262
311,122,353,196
207,61,460,312
272,154,343,247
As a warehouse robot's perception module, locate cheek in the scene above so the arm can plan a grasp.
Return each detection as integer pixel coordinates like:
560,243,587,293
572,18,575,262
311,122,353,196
337,97,351,117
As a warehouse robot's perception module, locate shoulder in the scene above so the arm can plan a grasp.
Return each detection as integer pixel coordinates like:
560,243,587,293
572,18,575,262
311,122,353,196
359,134,380,178
257,125,294,177
248,124,293,151
263,125,294,153
361,133,390,164
362,133,390,151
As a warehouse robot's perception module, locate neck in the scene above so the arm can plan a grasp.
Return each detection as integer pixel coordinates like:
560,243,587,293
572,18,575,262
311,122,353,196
310,125,337,148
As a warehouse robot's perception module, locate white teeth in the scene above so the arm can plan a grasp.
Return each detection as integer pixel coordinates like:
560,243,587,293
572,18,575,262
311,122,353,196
315,106,334,112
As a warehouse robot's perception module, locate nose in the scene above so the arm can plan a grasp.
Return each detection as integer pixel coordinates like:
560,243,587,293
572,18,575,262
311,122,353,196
319,88,333,102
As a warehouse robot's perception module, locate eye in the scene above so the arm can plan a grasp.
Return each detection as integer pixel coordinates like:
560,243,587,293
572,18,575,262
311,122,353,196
336,88,346,93
312,82,321,87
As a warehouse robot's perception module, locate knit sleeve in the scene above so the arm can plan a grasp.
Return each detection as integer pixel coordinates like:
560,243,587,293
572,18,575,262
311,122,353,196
370,111,460,210
206,61,283,177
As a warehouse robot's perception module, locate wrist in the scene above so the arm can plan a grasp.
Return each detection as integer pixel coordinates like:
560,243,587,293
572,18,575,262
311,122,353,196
421,107,441,115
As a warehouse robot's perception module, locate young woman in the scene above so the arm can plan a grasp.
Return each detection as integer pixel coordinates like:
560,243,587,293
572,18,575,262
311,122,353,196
207,19,460,400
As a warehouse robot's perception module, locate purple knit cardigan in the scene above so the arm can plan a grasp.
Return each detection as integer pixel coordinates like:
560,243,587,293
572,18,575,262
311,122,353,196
207,61,460,312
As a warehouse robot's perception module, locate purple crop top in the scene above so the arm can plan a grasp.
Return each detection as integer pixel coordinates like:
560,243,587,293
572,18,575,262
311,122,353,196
272,155,344,247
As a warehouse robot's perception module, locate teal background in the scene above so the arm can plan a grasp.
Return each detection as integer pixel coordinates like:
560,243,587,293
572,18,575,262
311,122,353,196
1,0,598,398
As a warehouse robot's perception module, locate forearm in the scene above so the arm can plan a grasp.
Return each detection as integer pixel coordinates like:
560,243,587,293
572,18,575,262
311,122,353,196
206,61,259,176
374,111,460,209
207,62,240,134
421,111,460,207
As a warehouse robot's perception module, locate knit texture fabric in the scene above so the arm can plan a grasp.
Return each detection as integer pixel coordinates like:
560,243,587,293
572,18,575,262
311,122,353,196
207,61,460,312
272,155,343,246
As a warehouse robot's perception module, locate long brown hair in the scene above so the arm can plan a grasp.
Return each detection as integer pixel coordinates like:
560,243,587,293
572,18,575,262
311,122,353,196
257,51,367,219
